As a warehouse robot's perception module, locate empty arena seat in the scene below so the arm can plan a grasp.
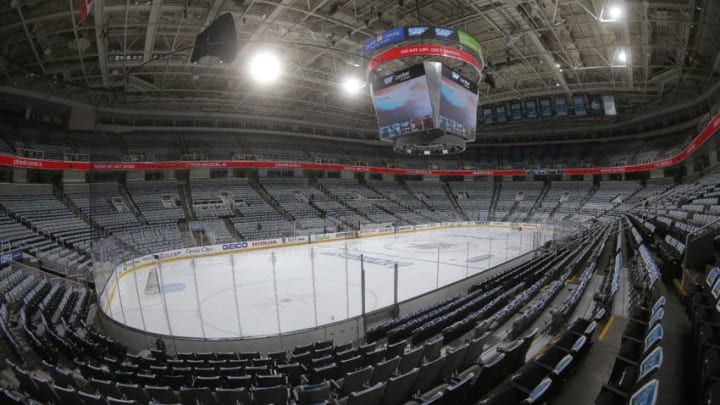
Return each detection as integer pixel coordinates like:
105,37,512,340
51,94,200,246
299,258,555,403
595,378,660,405
479,377,552,405
340,382,386,405
465,353,506,398
215,386,252,404
377,371,414,404
78,390,107,405
555,334,589,358
116,382,151,403
439,342,469,380
617,324,663,363
439,372,475,405
600,346,663,399
414,355,447,395
53,384,84,404
399,346,425,373
179,386,213,405
295,381,332,404
386,339,407,358
364,348,386,366
371,356,400,385
337,355,363,376
145,385,180,404
254,374,285,388
333,366,373,397
251,384,289,404
309,362,338,384
534,347,575,379
276,363,304,386
224,375,253,389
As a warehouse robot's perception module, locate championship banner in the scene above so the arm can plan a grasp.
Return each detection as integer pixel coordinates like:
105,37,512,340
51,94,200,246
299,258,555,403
511,101,523,121
603,95,618,116
482,107,494,125
588,94,604,116
525,99,538,119
539,98,553,118
573,95,587,117
555,96,568,117
496,104,508,123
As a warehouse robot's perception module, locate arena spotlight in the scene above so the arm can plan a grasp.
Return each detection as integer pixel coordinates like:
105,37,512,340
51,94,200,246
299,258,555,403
249,52,281,84
601,3,624,21
342,76,364,94
615,48,628,65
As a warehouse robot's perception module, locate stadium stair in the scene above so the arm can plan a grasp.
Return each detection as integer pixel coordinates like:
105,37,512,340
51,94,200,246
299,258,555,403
118,182,148,225
442,183,469,221
525,181,551,221
177,182,197,221
488,182,502,221
315,181,374,226
250,180,295,223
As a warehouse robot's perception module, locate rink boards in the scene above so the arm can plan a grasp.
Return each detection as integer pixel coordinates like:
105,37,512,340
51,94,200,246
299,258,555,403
98,221,550,339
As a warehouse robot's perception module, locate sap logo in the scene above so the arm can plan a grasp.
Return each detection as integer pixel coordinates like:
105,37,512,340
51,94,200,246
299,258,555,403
395,71,410,80
452,72,460,80
435,27,454,38
408,26,429,37
222,242,249,250
384,76,394,85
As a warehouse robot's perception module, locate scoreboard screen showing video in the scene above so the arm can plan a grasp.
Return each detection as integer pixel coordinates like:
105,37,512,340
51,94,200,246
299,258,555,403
372,64,435,141
438,66,479,141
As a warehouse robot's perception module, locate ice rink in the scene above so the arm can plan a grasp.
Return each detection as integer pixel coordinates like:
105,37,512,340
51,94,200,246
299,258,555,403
104,226,544,338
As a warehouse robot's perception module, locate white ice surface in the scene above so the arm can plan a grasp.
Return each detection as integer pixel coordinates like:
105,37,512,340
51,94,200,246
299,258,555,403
107,227,543,338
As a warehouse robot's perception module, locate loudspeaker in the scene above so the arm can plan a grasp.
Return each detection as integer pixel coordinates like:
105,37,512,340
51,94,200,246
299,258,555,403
190,13,238,65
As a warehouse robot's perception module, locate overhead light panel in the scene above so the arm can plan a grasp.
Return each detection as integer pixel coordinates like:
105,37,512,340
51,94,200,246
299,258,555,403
249,52,281,84
601,3,624,21
341,76,364,94
615,48,628,65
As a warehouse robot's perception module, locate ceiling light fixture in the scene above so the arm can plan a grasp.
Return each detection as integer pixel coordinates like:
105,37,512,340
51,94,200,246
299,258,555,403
342,77,365,94
249,52,281,84
601,3,624,21
616,49,627,64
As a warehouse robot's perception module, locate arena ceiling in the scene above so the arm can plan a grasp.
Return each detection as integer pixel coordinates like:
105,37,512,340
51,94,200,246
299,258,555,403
0,0,718,132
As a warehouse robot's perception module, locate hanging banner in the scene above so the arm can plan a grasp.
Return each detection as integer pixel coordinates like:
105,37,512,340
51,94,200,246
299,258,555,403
511,101,523,120
589,94,604,116
539,98,553,118
482,107,494,125
573,95,587,117
555,96,568,117
603,95,618,116
496,104,508,123
525,99,538,119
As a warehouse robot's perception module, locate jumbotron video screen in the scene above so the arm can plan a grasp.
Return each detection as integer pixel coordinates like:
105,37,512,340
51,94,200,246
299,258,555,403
372,64,435,141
